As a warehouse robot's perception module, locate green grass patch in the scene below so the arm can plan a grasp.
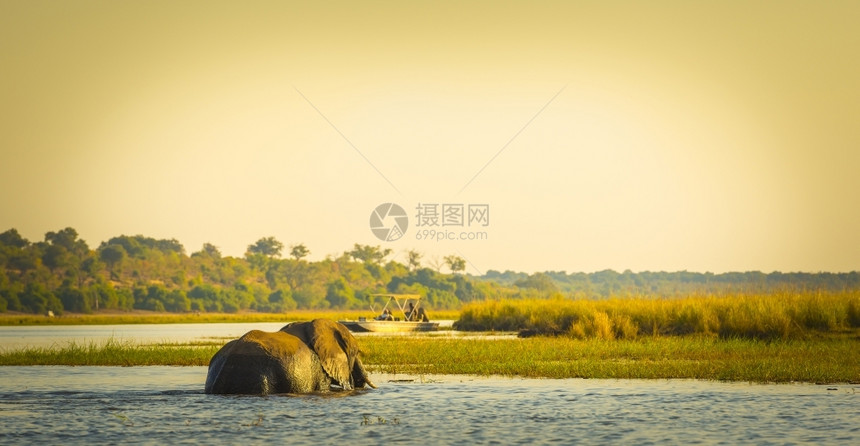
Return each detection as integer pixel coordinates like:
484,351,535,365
4,332,857,383
360,333,860,383
0,339,220,366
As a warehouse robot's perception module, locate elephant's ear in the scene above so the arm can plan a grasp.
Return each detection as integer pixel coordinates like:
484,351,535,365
283,319,358,390
311,319,359,390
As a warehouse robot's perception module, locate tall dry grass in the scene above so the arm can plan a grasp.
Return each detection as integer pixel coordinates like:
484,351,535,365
454,291,860,339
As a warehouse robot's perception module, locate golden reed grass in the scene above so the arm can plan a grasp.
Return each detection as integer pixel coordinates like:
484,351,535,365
455,291,860,339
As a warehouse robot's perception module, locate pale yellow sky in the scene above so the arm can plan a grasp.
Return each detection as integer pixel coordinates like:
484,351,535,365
1,1,858,274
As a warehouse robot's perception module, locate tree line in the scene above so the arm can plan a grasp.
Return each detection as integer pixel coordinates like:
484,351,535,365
1,227,857,315
484,269,860,297
0,227,493,315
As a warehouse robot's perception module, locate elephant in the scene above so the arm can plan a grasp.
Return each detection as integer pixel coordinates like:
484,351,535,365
204,319,376,395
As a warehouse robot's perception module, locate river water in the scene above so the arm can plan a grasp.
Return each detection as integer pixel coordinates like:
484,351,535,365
0,322,291,349
0,321,463,350
0,324,858,444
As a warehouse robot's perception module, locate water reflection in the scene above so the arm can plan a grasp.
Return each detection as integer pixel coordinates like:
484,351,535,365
0,367,857,445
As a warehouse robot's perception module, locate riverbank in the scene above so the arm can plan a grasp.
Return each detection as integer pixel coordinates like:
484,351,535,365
2,332,857,383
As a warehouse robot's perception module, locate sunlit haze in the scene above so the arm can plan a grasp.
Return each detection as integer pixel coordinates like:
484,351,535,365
2,1,858,274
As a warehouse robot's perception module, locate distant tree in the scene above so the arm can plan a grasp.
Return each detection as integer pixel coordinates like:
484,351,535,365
266,289,297,312
290,243,310,261
192,243,221,258
18,283,63,315
7,248,40,273
101,235,144,258
163,289,191,312
325,277,356,308
99,244,127,278
514,272,559,293
346,244,391,264
42,244,71,273
444,255,466,274
407,249,422,271
45,227,88,257
246,237,284,258
188,284,221,311
0,284,22,312
154,238,185,254
0,228,29,248
97,235,183,258
58,285,91,313
80,254,104,274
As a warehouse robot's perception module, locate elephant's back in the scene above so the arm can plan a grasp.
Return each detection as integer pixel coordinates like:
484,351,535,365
205,330,326,395
242,330,305,356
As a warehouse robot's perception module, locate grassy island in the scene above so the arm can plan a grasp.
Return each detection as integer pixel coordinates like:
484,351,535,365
1,293,858,383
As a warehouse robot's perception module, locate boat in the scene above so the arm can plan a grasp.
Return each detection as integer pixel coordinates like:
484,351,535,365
339,294,439,333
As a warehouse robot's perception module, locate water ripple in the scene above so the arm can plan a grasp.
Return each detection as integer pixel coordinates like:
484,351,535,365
0,367,857,445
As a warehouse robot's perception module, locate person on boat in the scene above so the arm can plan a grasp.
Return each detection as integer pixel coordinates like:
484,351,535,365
405,302,429,322
415,306,429,322
375,308,393,321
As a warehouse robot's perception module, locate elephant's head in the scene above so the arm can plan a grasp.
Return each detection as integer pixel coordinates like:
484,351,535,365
280,318,376,391
204,319,376,395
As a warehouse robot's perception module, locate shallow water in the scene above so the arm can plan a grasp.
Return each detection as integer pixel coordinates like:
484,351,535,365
0,367,857,445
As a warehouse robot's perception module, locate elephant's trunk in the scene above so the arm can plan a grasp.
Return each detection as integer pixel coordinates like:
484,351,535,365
353,357,377,389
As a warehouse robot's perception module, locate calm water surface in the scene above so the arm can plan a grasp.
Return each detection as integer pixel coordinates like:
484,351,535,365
0,321,475,350
0,367,857,445
0,324,857,444
0,322,294,349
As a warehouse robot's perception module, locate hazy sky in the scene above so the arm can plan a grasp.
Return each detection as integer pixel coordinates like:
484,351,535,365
2,1,858,274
